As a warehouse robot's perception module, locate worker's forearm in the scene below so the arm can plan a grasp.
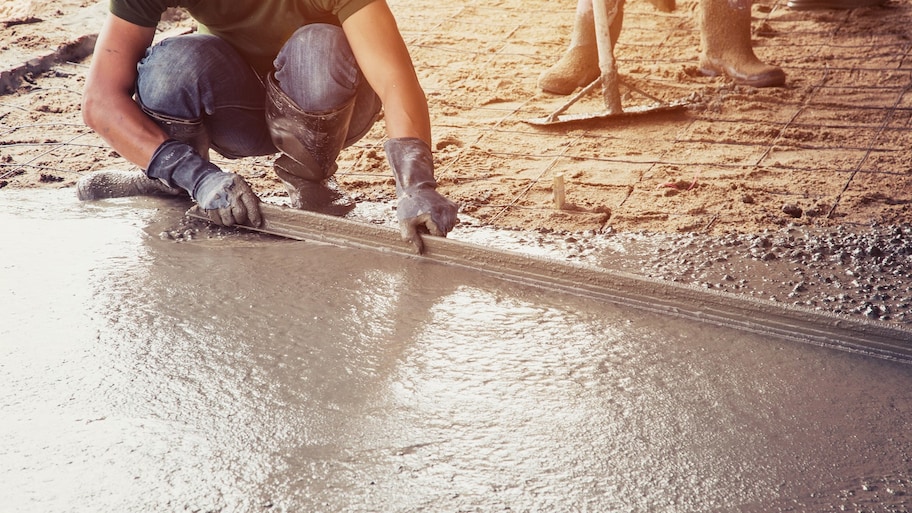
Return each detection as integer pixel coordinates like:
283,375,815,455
83,93,168,169
377,84,432,145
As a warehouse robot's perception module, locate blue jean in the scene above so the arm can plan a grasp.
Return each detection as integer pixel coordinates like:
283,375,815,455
135,24,381,159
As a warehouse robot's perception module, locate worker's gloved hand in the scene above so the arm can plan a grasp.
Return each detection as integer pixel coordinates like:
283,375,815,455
193,172,263,228
147,139,263,227
384,137,458,254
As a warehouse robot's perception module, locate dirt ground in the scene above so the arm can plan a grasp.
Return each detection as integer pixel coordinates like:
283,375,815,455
2,0,912,328
3,0,911,234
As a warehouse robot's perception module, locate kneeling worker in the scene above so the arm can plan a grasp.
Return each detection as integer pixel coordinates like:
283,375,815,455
80,0,459,249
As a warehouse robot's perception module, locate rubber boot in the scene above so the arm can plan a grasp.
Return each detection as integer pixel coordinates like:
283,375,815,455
265,73,356,215
76,169,183,200
75,113,208,201
698,0,785,88
538,0,625,95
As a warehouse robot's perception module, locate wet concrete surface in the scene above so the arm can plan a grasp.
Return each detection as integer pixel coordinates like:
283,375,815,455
3,189,912,512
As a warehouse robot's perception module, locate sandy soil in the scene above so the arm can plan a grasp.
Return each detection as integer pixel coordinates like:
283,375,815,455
3,0,911,233
2,0,912,329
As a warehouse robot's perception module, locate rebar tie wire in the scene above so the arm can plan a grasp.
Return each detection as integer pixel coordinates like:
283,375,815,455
826,77,911,219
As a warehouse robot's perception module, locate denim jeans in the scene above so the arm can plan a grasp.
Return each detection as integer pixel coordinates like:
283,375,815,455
135,24,381,159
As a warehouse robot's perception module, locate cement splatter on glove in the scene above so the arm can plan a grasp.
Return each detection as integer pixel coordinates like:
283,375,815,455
147,139,262,228
384,137,459,254
193,172,262,228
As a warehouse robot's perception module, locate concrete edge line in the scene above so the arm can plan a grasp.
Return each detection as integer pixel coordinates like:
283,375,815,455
1,2,193,96
0,0,109,95
188,204,912,363
0,34,97,95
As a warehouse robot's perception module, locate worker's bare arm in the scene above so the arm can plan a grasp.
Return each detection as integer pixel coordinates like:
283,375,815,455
342,0,431,145
342,1,458,249
82,14,167,168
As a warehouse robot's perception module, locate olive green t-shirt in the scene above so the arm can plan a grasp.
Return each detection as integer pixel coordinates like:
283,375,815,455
110,0,376,73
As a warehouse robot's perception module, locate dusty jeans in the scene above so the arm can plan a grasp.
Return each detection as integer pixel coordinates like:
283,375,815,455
135,23,381,159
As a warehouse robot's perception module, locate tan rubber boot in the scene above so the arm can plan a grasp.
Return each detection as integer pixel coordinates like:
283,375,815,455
698,0,785,88
538,0,624,95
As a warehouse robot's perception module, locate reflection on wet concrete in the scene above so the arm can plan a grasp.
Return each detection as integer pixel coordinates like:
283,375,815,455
2,189,911,512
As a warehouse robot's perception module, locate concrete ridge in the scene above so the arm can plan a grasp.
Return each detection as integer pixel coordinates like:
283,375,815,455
189,203,912,363
0,2,192,95
0,34,96,95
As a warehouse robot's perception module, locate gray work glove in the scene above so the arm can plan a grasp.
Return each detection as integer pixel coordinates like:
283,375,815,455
147,139,263,228
384,137,459,254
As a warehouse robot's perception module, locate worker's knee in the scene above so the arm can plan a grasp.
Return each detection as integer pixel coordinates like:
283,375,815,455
273,24,361,112
136,34,246,119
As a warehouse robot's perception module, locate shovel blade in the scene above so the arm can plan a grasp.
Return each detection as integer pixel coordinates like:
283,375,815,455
524,99,691,126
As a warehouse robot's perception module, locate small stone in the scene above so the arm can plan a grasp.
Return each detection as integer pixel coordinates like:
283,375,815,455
782,204,803,218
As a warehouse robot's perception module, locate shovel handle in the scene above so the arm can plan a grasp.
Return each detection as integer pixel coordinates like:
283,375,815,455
591,0,623,114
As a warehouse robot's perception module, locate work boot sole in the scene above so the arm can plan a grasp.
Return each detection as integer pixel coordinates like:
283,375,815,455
699,58,786,88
